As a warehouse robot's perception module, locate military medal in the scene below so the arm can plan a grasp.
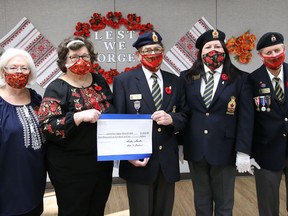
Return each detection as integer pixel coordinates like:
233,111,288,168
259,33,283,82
253,96,260,111
134,100,141,114
260,96,266,111
226,96,236,115
265,95,271,112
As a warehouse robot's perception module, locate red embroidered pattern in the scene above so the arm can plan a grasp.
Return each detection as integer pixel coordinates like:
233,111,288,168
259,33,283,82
38,97,65,137
76,84,110,112
38,97,62,119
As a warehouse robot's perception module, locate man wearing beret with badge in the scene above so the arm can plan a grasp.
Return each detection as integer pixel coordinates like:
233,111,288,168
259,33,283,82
250,32,288,216
180,29,258,215
113,31,188,216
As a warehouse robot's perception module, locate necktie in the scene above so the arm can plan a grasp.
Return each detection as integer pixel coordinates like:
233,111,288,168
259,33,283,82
151,73,162,110
203,71,215,108
273,77,285,102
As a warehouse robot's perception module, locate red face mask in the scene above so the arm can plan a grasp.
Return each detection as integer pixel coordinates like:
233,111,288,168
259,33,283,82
261,52,285,70
68,58,92,75
140,53,163,72
4,72,29,89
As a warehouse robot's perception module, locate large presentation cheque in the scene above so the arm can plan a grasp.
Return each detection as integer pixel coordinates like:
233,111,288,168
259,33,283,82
97,114,153,161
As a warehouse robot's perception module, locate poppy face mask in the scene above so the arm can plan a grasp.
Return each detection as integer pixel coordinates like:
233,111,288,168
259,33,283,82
202,50,226,71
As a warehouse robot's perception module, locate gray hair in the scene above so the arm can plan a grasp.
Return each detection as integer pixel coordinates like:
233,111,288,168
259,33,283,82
0,48,37,87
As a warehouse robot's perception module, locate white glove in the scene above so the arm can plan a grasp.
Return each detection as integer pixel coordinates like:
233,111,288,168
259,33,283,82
178,145,184,164
236,152,251,173
248,158,261,175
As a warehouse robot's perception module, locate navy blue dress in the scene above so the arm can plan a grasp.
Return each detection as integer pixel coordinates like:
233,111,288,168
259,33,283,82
0,89,46,216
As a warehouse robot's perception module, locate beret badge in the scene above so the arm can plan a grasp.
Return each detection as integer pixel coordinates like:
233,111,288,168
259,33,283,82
271,34,276,42
152,32,158,42
212,30,219,39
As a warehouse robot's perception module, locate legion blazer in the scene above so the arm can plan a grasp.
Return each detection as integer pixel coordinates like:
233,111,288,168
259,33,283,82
113,67,188,184
250,63,288,171
181,69,254,166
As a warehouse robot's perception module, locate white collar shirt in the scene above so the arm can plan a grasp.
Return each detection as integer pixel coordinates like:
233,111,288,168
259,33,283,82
200,64,223,97
267,65,284,91
142,66,163,96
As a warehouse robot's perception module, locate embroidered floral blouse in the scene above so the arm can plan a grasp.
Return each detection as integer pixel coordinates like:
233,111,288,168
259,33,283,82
38,73,114,171
0,89,46,215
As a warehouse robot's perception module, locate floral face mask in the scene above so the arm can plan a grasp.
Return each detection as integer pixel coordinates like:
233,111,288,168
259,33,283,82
140,53,163,72
67,58,92,75
202,50,226,71
4,72,29,89
261,52,285,70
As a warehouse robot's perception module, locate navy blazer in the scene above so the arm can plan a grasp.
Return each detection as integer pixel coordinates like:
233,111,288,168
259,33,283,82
250,63,288,171
181,69,254,166
113,67,188,184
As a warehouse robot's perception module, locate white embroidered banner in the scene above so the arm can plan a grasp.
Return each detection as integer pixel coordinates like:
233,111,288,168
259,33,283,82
163,17,213,75
0,17,61,88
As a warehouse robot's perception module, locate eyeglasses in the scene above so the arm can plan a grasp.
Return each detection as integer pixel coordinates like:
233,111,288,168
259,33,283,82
139,47,164,55
4,66,30,73
69,55,91,62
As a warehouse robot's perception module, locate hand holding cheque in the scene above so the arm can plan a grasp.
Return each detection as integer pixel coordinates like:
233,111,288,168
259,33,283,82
97,114,153,161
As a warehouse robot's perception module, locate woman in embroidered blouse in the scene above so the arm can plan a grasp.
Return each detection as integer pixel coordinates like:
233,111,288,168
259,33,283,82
38,36,115,216
0,48,46,216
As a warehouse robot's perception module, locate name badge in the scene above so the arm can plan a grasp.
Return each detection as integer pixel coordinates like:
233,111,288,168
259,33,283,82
130,94,142,100
259,88,270,94
192,74,201,80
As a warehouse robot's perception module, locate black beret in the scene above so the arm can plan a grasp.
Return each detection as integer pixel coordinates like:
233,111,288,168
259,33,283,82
132,31,162,50
256,32,284,50
195,29,226,49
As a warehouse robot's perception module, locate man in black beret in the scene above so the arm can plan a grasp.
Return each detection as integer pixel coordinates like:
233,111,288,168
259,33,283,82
250,31,288,215
113,31,189,216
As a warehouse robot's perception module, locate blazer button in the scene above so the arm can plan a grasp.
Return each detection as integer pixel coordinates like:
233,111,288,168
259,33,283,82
204,130,208,134
158,128,161,132
206,113,210,117
159,145,163,150
283,134,287,137
285,118,288,122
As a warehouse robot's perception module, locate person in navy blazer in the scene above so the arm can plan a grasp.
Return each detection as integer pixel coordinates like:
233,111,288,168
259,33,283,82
113,31,188,216
250,32,288,216
180,29,256,215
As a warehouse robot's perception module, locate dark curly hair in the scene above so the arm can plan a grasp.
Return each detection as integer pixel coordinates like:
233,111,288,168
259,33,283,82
57,36,97,73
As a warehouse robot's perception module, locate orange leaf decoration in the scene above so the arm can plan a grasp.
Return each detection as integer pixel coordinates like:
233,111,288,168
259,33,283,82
226,30,256,64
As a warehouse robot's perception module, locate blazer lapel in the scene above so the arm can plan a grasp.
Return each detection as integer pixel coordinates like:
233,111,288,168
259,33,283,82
283,63,288,111
194,76,207,108
209,74,228,108
161,72,173,110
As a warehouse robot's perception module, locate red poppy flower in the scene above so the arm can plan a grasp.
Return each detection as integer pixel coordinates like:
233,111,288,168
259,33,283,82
94,85,102,91
221,74,229,81
286,82,288,87
50,103,58,112
165,86,172,95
